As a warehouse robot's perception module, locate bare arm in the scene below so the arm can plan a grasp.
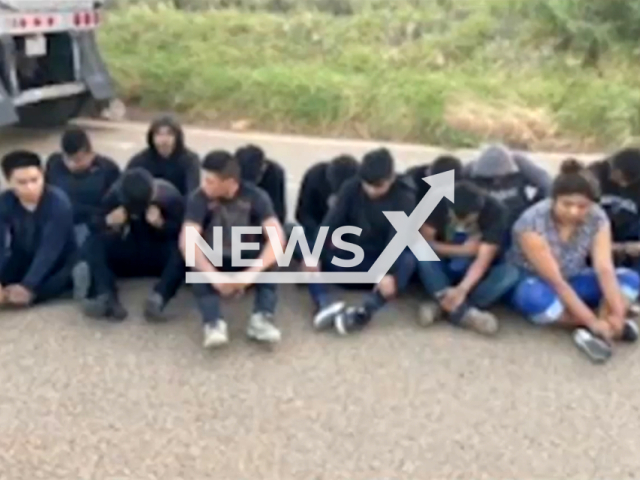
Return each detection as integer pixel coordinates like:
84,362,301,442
591,224,626,318
246,217,286,274
457,243,498,294
519,231,599,328
179,222,217,274
419,224,478,257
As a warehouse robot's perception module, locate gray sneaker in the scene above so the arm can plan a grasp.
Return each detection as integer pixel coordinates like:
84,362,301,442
72,261,91,300
313,301,345,331
247,313,282,344
573,328,612,363
458,307,499,336
204,320,229,348
144,292,166,323
417,302,443,328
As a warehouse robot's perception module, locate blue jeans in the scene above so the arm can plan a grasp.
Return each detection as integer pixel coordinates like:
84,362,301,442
309,248,417,315
192,257,278,325
511,268,640,325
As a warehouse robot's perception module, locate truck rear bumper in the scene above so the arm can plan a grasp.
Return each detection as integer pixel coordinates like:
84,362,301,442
0,30,114,127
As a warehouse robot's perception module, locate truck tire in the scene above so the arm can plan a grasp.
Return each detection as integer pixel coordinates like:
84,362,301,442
16,94,87,129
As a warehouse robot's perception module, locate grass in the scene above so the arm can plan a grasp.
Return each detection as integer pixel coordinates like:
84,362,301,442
98,0,640,151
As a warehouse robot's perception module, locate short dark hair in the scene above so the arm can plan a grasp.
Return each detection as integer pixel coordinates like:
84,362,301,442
1,150,42,179
552,158,600,202
452,181,486,218
236,144,266,183
611,148,640,183
61,126,91,156
120,168,154,213
202,150,240,180
327,154,358,192
360,148,394,185
430,155,464,179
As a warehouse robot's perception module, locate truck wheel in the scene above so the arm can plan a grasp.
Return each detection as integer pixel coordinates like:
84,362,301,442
16,94,87,129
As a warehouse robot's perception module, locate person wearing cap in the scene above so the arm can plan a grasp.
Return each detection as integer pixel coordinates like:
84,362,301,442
236,144,287,225
466,144,551,234
305,148,417,335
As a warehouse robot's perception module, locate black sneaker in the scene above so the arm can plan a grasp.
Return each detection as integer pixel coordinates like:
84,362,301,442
144,292,166,323
82,294,110,320
621,320,639,343
572,328,612,363
335,306,370,336
108,297,129,322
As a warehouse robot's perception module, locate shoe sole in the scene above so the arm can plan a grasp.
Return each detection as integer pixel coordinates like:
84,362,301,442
573,330,612,363
143,300,166,323
246,327,281,344
72,262,91,301
313,302,345,331
334,313,349,336
204,338,229,349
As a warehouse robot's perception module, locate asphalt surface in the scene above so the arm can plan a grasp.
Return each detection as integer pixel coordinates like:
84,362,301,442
0,121,634,480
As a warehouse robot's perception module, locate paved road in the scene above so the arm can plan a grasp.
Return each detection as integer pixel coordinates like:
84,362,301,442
0,121,633,480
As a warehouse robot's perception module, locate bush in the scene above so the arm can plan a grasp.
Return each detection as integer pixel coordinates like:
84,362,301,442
98,1,640,150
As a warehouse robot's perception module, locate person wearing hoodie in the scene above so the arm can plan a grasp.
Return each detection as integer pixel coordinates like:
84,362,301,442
588,148,640,267
81,168,186,322
235,144,287,224
295,154,359,240
466,144,552,231
126,115,200,196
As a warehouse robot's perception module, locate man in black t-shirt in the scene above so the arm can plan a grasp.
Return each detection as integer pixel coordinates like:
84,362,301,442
81,168,186,322
180,150,285,349
417,181,520,335
307,148,417,336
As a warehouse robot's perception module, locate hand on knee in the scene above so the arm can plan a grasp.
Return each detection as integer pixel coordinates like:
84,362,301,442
376,275,397,299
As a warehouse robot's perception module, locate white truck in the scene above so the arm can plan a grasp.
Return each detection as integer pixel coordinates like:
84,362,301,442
0,0,115,128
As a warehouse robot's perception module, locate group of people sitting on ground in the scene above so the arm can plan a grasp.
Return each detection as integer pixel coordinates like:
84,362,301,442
1,113,640,364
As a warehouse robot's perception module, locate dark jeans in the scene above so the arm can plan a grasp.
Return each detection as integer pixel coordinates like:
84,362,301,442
417,258,520,323
0,251,73,303
191,259,278,325
309,248,416,314
84,231,184,301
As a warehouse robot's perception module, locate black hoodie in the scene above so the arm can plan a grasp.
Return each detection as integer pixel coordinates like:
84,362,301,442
126,116,200,196
589,160,640,241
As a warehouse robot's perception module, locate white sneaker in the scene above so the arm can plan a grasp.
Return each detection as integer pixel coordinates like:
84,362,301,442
247,313,282,344
203,320,229,348
313,301,345,331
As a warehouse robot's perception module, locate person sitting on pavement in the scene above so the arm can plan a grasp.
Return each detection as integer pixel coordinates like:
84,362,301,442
466,143,552,231
509,159,640,364
307,148,417,336
179,150,285,349
417,180,520,336
45,126,121,300
236,144,287,225
405,154,465,201
126,114,200,196
82,168,185,322
588,147,640,269
0,150,77,307
295,154,359,240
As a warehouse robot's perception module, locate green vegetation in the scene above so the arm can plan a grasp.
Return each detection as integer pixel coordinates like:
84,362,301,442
100,0,640,151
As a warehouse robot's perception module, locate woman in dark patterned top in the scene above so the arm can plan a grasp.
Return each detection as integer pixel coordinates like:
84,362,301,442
508,159,640,364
